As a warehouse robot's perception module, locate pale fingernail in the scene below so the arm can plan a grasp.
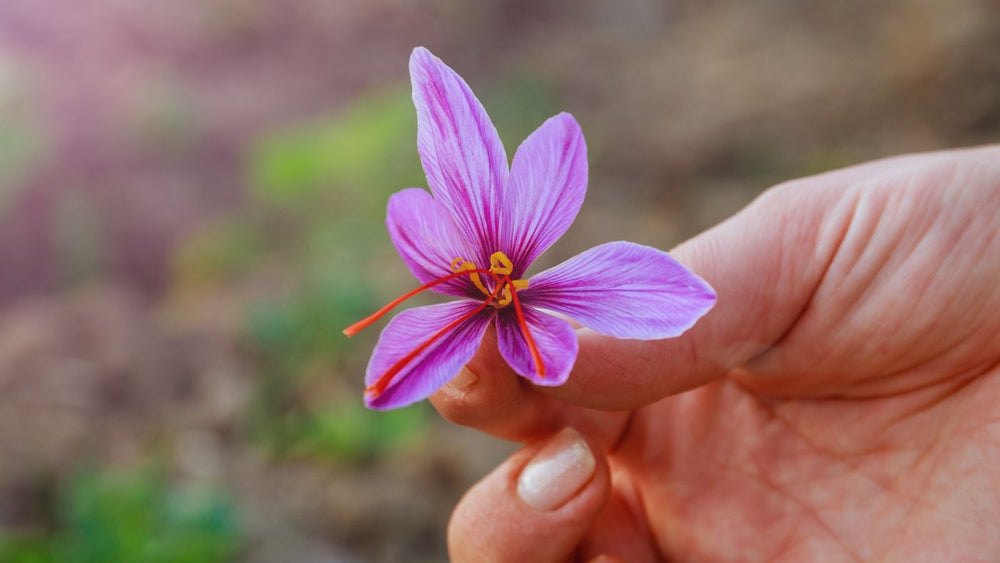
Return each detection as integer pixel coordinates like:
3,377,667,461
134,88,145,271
448,367,478,391
517,427,596,511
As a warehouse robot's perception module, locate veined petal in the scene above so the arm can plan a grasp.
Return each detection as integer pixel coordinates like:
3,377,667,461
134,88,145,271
410,47,508,263
523,241,717,339
503,113,587,275
496,305,578,386
387,188,477,297
365,301,493,410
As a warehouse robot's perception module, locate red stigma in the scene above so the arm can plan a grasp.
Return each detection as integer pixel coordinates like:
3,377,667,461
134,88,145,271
507,278,545,378
364,275,504,399
343,268,498,338
347,258,547,401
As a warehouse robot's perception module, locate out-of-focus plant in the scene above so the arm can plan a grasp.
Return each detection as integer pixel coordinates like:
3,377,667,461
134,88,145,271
53,193,104,289
0,466,242,563
242,284,432,463
249,90,419,211
0,60,45,214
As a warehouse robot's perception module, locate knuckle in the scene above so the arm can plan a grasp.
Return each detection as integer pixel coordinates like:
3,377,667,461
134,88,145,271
431,370,494,427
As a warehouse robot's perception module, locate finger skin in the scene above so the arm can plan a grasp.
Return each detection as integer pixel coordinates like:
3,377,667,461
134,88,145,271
437,169,841,428
562,145,1000,408
436,147,1000,429
578,467,661,563
441,145,1000,562
539,171,852,410
431,327,630,447
431,327,560,438
433,157,848,440
448,431,612,562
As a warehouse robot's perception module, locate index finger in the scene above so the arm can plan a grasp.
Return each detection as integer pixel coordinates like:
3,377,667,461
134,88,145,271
434,161,859,430
431,327,631,448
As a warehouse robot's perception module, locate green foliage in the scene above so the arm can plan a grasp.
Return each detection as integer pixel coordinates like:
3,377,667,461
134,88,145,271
245,277,373,362
0,467,242,563
52,193,104,289
480,73,558,156
231,90,430,462
0,65,45,214
290,400,428,463
0,535,52,563
171,218,266,290
247,89,423,214
127,78,199,155
242,278,431,463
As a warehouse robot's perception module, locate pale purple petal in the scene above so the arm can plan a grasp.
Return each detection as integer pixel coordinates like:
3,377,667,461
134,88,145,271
496,305,578,386
502,112,587,275
410,47,508,264
522,241,716,339
386,188,479,298
365,301,493,410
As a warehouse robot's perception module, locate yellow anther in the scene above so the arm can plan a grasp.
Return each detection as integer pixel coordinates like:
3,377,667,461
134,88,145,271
497,278,529,307
489,252,514,276
451,257,490,295
451,252,528,308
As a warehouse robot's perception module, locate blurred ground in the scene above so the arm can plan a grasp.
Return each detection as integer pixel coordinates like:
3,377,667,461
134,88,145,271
0,1,998,561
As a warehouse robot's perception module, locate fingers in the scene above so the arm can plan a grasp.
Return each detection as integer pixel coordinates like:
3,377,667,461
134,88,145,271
431,327,562,440
578,483,663,563
440,174,848,420
448,427,611,562
431,327,631,445
438,161,868,431
530,171,856,410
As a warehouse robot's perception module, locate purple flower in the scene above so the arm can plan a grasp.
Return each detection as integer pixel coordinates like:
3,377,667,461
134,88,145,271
344,47,716,410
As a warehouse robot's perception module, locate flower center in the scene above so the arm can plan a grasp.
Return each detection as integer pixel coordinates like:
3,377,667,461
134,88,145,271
343,251,546,401
451,251,529,308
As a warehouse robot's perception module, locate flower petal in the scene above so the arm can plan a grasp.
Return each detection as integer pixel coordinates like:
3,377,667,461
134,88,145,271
496,305,578,386
523,241,717,339
410,47,508,263
503,113,588,275
386,188,478,298
365,301,493,410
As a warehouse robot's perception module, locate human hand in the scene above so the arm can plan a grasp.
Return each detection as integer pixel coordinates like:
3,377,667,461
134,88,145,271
432,146,1000,561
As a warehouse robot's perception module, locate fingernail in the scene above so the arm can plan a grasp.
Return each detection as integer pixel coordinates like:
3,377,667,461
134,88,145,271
448,367,478,391
517,427,596,511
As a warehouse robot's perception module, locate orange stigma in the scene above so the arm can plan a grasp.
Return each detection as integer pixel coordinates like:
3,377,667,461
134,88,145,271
508,281,545,378
364,281,504,399
342,267,498,338
348,251,546,400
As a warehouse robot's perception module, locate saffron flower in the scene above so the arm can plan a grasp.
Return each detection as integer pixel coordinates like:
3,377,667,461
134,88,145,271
344,47,716,410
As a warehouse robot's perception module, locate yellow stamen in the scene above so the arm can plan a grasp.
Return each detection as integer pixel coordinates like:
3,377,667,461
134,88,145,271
351,251,544,399
498,278,529,306
490,251,514,275
452,258,490,296
453,252,529,308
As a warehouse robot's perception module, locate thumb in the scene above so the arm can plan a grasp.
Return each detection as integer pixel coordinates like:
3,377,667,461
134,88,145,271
540,168,860,410
448,427,610,562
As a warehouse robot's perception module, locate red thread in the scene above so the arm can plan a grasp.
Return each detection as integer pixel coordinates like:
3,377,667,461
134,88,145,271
363,273,505,400
508,278,546,378
343,268,499,338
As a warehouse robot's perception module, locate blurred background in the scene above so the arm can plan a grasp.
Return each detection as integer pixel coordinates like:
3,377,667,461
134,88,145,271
0,0,997,561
